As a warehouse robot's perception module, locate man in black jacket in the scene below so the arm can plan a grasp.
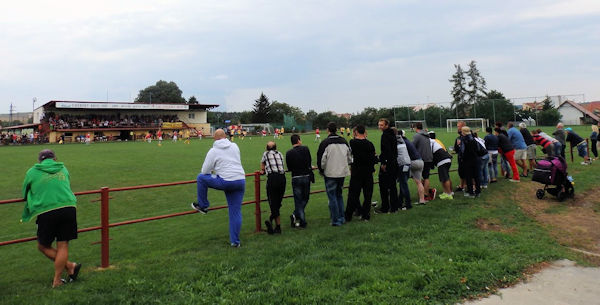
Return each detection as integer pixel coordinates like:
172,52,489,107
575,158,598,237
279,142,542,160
345,125,378,221
376,118,399,213
286,134,312,228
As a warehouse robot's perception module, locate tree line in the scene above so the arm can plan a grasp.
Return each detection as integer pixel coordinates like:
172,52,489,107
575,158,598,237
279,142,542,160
134,66,562,129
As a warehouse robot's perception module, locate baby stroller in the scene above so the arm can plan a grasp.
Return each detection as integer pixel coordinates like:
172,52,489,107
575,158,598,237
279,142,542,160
532,156,574,201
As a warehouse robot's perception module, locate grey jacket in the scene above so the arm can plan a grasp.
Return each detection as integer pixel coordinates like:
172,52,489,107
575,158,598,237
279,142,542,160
412,130,433,162
317,134,352,178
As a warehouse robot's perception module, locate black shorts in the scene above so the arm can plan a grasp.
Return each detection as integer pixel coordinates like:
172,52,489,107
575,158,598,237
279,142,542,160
437,163,451,183
36,207,77,247
422,162,433,179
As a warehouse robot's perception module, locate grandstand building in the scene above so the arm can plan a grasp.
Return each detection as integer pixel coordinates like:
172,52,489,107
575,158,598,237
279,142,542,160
33,100,218,143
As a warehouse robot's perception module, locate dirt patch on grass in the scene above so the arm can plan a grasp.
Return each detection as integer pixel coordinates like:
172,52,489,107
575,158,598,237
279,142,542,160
514,182,600,265
475,218,516,234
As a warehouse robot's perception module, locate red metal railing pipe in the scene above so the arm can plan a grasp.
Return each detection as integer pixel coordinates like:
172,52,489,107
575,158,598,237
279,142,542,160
100,187,110,268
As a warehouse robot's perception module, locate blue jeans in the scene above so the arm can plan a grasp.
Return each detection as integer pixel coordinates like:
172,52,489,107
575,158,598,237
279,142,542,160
488,152,498,180
479,154,490,186
396,169,411,208
196,174,245,245
501,155,510,177
324,177,345,225
554,142,562,158
291,175,310,226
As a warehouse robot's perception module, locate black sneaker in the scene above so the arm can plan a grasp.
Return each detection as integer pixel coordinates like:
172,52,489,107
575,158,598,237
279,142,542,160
265,220,274,234
274,225,281,234
191,202,208,214
290,214,297,228
454,187,463,192
373,208,388,214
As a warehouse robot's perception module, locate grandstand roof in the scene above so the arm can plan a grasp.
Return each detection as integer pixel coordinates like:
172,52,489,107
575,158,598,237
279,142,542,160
38,100,219,111
0,123,38,130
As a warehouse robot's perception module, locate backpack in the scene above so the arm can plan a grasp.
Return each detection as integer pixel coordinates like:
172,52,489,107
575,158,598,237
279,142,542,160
476,140,488,157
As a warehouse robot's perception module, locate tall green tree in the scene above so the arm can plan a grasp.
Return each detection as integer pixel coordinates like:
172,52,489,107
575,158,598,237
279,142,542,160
476,90,515,124
135,80,187,104
188,96,199,104
252,92,271,123
270,101,305,124
450,64,468,118
466,60,487,114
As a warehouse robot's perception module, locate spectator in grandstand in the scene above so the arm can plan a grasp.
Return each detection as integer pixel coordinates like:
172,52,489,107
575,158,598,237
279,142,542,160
345,125,378,221
495,128,520,182
317,122,352,226
507,122,528,177
402,130,427,205
412,122,435,200
591,124,598,160
565,128,591,165
454,121,467,192
531,129,554,157
519,123,537,170
286,134,313,229
553,123,567,158
458,127,481,197
484,127,499,183
474,132,489,189
395,129,412,208
21,149,81,287
428,131,453,200
191,129,246,247
260,141,286,234
374,119,399,213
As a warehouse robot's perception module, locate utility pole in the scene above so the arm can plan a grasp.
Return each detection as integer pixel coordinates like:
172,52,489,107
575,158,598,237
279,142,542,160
9,103,15,126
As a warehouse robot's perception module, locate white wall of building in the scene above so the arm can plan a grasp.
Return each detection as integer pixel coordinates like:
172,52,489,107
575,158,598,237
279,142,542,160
558,103,582,125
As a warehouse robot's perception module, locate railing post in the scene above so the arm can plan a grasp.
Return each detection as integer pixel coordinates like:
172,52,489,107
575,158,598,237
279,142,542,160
586,138,590,159
100,187,110,268
570,143,574,163
254,171,262,232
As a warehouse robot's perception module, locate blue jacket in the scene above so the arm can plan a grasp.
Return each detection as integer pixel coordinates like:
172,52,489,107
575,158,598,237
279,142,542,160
507,127,527,149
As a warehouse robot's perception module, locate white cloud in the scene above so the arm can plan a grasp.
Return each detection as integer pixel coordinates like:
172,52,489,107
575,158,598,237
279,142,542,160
212,74,228,80
518,0,600,20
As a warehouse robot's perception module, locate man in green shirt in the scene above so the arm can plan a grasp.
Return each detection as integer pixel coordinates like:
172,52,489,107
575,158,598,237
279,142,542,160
22,149,81,287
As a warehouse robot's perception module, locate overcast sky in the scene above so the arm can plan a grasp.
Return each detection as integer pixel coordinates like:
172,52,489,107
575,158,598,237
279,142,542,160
1,0,599,114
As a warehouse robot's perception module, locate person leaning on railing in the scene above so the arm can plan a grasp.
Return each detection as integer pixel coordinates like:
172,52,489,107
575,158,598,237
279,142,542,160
21,149,82,288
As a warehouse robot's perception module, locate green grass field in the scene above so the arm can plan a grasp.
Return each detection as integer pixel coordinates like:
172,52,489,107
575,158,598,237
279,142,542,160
0,126,596,304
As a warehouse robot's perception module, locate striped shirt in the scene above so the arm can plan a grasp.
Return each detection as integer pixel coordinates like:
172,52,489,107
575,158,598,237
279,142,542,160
261,150,285,174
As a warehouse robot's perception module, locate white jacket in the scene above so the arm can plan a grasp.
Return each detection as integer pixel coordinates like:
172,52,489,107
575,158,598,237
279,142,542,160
201,139,245,181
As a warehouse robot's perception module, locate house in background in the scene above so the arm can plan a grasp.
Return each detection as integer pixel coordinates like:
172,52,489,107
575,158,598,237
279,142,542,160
581,101,600,117
557,100,599,125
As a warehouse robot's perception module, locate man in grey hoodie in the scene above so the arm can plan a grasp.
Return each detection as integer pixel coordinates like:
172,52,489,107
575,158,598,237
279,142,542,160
191,129,246,247
412,122,435,200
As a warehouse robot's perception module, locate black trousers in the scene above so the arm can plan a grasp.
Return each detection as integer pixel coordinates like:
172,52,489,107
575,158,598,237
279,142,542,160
592,139,598,158
345,170,374,220
463,160,481,195
379,167,399,212
266,173,286,218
